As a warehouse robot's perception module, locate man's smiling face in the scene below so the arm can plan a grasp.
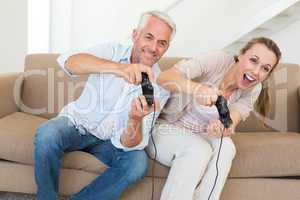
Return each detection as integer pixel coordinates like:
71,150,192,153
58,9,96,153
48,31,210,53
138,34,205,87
131,16,172,66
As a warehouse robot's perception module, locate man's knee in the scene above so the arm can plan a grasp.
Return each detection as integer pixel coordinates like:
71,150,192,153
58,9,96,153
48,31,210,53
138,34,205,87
123,150,148,183
34,117,69,153
35,123,56,147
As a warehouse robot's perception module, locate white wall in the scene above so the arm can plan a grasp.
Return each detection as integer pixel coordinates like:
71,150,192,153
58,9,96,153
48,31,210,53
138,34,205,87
1,0,298,75
48,0,300,65
28,0,50,54
50,0,285,57
0,0,27,73
270,20,300,64
50,0,173,52
50,0,72,53
167,0,294,57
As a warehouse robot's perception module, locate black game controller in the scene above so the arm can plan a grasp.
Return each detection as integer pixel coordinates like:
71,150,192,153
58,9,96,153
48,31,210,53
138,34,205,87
141,72,154,106
215,96,233,128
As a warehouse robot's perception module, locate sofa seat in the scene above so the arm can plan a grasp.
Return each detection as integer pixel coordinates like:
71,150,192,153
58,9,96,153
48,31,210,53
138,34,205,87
0,112,107,174
1,112,300,180
230,132,300,177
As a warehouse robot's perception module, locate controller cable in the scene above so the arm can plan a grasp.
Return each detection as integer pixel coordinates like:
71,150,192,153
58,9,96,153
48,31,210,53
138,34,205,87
148,102,156,200
208,131,224,200
207,95,231,199
140,71,157,200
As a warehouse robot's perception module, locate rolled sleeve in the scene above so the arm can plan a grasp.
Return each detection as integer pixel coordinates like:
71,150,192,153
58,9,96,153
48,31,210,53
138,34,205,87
57,53,79,77
56,43,116,77
111,117,147,151
229,84,262,121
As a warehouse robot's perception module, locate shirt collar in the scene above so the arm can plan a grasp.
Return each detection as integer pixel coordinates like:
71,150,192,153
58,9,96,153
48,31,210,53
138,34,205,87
119,45,132,63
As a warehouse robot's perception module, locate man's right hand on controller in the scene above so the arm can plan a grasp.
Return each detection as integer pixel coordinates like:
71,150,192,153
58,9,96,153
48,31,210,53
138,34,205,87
115,63,154,85
128,95,160,122
121,95,160,147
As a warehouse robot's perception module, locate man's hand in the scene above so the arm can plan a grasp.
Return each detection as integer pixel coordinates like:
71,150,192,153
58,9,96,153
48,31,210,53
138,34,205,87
206,119,235,138
193,84,221,107
116,63,154,85
129,95,160,121
121,95,160,148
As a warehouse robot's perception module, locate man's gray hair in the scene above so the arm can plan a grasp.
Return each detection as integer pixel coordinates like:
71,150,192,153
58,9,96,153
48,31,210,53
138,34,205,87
137,10,176,41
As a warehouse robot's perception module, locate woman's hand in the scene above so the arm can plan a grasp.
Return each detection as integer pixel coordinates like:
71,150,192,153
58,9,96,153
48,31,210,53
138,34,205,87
206,119,235,138
193,84,221,107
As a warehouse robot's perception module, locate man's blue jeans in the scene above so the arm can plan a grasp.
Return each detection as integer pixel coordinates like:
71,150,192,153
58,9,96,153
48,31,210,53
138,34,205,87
34,116,148,200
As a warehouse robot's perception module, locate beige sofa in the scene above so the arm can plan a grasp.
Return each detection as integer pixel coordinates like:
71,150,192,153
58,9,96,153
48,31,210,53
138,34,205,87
0,54,300,200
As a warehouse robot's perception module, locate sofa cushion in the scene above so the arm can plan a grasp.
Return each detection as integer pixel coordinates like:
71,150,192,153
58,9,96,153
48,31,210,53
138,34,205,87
1,112,300,178
0,112,46,164
0,159,98,195
0,112,163,176
149,131,300,178
0,112,106,174
221,178,300,200
230,132,300,177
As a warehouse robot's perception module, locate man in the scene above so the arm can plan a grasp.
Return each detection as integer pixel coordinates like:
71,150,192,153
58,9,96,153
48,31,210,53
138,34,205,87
34,10,176,200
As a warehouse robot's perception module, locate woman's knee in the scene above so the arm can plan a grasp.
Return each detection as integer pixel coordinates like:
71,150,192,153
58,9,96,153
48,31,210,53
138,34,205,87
183,137,213,163
220,138,236,159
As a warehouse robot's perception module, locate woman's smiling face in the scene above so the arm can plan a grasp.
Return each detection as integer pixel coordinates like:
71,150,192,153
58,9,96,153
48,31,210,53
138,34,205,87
235,43,278,90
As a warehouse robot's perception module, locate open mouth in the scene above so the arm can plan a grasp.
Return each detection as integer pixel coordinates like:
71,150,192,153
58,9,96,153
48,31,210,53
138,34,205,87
243,73,256,83
242,73,257,87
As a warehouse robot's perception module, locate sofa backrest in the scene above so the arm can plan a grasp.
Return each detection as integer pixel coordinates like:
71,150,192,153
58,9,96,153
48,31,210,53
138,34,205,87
21,54,300,132
22,54,88,119
236,63,300,132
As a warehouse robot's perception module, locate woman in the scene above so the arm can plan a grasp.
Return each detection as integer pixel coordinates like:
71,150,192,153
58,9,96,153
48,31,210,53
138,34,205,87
147,37,281,200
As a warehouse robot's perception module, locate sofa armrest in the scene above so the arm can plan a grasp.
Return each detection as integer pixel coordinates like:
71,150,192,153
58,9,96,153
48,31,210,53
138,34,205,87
298,87,300,102
269,64,300,132
0,72,24,118
298,87,300,132
237,63,300,132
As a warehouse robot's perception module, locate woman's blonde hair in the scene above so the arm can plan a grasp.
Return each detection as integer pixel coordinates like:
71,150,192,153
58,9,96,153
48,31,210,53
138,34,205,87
237,37,282,117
